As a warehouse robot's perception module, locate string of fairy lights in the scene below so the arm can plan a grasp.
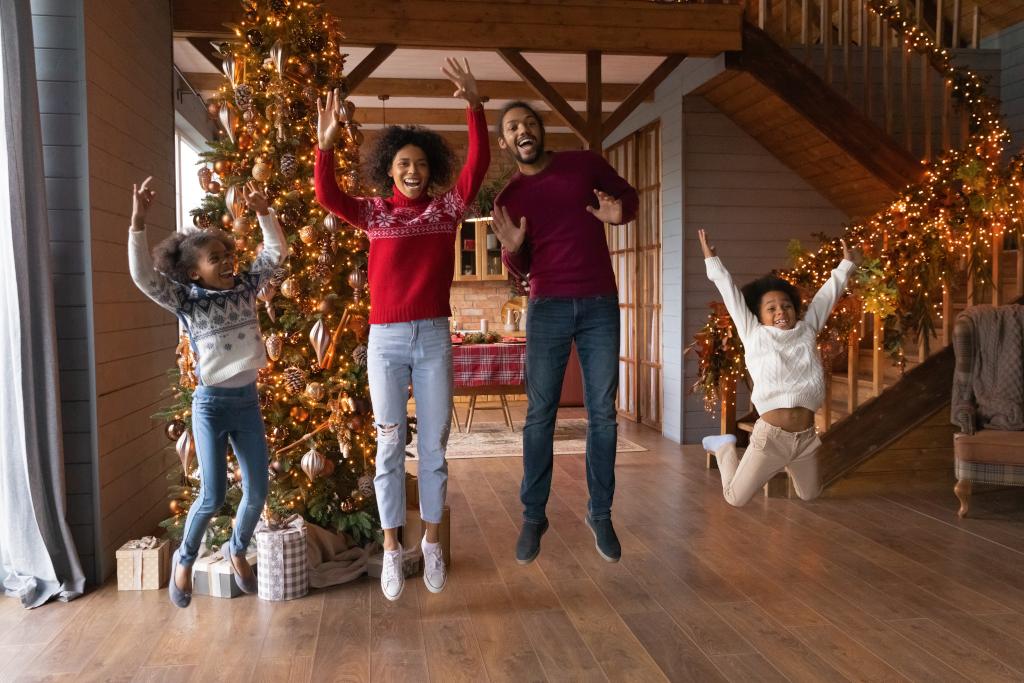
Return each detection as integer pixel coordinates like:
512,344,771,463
691,0,1024,413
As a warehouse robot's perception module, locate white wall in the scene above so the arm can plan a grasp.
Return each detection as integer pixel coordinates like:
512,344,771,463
605,57,849,445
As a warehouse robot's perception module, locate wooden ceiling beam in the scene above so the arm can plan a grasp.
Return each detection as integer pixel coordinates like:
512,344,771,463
362,128,583,151
181,74,653,103
352,107,585,128
602,54,686,138
586,51,602,150
172,0,742,55
342,44,396,94
497,48,588,144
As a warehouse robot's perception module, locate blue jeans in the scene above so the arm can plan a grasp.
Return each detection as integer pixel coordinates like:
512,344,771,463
179,383,269,566
521,296,619,523
367,317,452,530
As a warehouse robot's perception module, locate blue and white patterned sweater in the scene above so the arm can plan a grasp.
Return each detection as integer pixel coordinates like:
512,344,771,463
128,211,286,386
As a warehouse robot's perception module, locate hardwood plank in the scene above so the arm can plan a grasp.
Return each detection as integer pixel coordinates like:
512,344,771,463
788,623,907,682
421,617,489,683
886,617,1022,682
462,583,548,683
621,610,728,683
131,665,198,683
548,578,667,682
310,585,372,682
711,601,848,682
710,652,789,683
370,650,430,683
518,609,607,682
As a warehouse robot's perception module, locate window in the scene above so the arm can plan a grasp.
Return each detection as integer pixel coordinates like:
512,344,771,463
175,132,206,230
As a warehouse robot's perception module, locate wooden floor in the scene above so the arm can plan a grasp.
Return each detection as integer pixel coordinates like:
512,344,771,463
4,406,1024,682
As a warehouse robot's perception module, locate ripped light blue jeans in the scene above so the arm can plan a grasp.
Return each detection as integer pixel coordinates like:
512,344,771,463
367,317,452,530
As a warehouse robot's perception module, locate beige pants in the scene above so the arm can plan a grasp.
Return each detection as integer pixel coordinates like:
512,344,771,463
714,419,822,506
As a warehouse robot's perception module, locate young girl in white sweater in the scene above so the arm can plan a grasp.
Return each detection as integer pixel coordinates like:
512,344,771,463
698,229,858,506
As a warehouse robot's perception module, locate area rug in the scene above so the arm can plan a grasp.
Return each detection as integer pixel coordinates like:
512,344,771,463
409,418,647,459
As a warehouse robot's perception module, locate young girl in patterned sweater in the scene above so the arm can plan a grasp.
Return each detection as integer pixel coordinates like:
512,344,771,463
314,58,488,600
698,228,858,506
129,178,285,608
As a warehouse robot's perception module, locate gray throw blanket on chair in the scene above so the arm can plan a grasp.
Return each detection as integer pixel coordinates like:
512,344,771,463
951,304,1024,434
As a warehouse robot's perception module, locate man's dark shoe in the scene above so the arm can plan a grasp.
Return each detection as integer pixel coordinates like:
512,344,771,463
586,515,621,563
515,519,549,565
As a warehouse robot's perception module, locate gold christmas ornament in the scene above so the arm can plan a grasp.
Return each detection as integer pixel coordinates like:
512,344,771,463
299,225,319,245
252,161,272,183
257,283,276,303
265,334,283,361
340,499,354,513
232,216,251,235
170,499,183,514
300,448,327,481
321,457,335,479
317,250,335,267
280,277,300,299
269,426,288,444
165,419,186,442
207,180,222,194
213,159,231,175
309,319,330,366
197,166,213,192
322,214,339,233
305,381,326,402
175,430,196,471
221,213,233,228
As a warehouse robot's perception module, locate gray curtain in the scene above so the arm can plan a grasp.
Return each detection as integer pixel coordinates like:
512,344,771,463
0,0,85,608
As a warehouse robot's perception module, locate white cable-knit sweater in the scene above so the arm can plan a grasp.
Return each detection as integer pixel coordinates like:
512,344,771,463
129,211,286,387
705,256,856,414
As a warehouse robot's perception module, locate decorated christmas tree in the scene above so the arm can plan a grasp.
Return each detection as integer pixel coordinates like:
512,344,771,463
159,0,380,548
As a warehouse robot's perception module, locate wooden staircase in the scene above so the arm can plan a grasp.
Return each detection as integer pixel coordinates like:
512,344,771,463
699,0,1019,495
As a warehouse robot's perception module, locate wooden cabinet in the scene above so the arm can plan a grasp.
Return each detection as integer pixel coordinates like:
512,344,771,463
454,217,507,282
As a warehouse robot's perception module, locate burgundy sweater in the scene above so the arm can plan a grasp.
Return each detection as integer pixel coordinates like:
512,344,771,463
314,106,489,324
498,150,638,299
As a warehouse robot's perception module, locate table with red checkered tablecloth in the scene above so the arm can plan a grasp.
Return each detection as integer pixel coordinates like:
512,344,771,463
452,342,525,432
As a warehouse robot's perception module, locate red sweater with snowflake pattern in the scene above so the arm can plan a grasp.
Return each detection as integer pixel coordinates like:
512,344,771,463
314,106,489,324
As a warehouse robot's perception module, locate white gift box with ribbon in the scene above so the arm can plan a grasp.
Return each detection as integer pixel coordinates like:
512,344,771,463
191,545,258,598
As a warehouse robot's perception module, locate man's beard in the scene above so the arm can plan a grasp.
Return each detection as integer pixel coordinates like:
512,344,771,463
510,132,545,165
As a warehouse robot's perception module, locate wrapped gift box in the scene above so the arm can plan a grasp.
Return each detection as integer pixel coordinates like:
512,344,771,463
255,515,309,601
191,547,257,598
115,536,169,591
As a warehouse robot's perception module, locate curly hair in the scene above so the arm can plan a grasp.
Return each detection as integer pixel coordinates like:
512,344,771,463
152,229,235,285
364,125,456,195
741,275,803,319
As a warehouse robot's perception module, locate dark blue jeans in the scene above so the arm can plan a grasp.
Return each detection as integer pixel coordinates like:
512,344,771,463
521,295,619,523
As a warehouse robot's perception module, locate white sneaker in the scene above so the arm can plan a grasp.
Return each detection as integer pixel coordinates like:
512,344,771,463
421,536,447,594
381,546,405,601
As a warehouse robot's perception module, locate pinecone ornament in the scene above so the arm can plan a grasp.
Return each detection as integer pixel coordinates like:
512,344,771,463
280,153,297,178
234,84,254,110
352,344,367,367
265,334,283,361
357,475,374,497
283,366,307,395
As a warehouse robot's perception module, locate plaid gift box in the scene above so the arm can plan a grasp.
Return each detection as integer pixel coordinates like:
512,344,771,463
191,546,258,598
115,536,169,591
255,515,308,601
